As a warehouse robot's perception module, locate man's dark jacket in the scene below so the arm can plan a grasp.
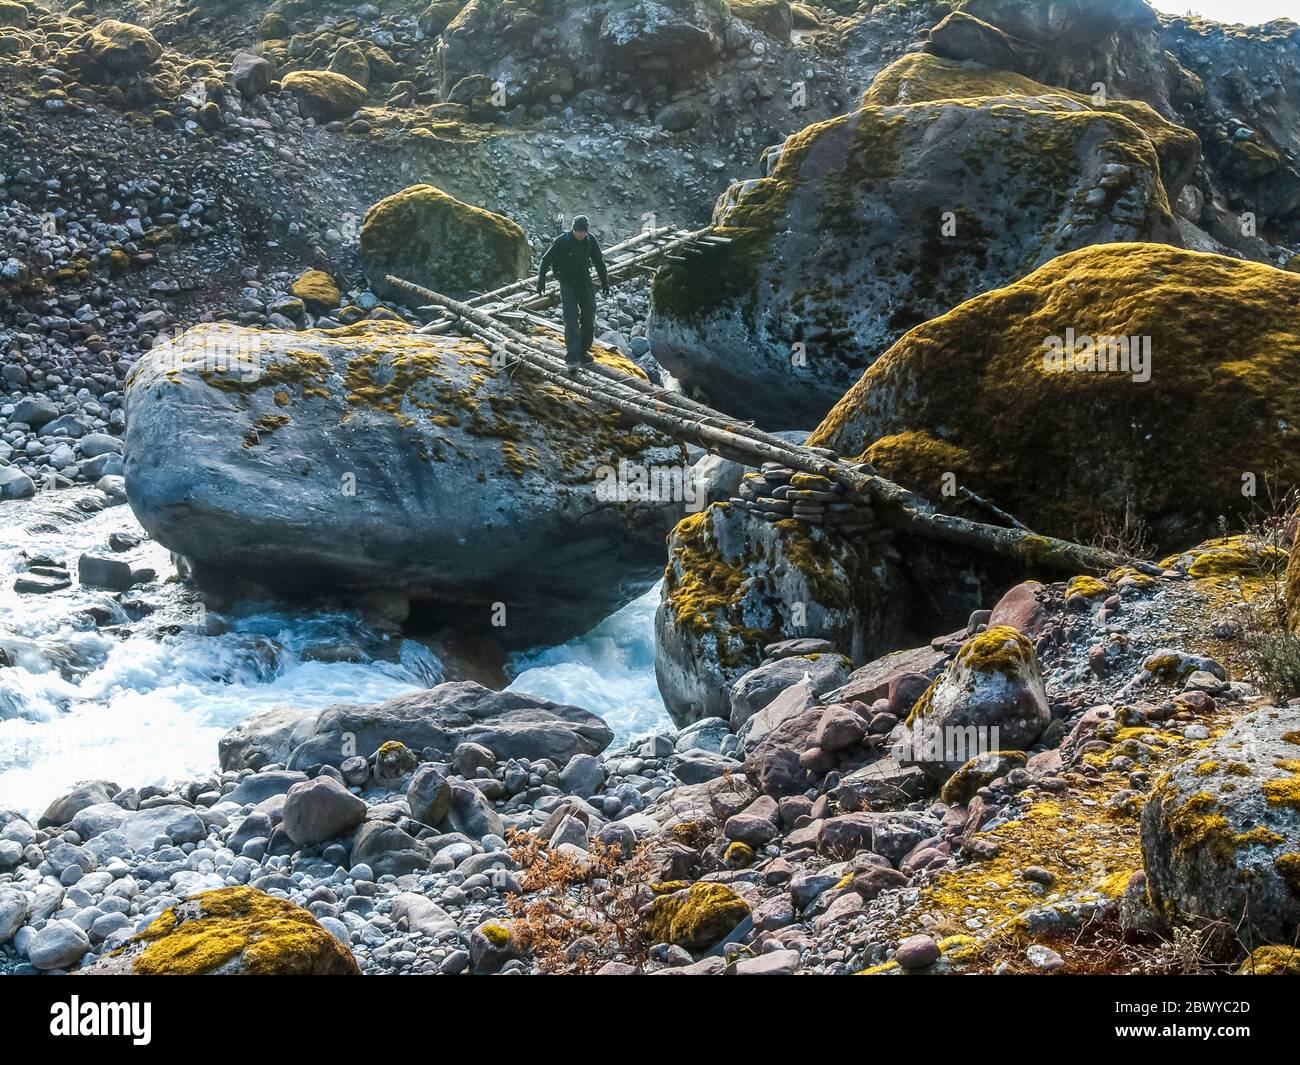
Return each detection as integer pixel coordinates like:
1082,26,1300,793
538,231,609,290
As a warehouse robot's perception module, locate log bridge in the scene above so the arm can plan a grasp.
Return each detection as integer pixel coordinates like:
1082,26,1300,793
387,226,1135,578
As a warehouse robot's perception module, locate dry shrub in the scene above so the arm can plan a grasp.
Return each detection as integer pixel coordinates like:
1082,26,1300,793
503,827,658,973
1086,498,1153,561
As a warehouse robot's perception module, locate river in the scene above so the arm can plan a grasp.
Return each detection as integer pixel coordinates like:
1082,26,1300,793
0,489,666,817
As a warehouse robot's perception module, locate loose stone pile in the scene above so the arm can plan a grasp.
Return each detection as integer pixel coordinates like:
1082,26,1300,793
732,460,876,532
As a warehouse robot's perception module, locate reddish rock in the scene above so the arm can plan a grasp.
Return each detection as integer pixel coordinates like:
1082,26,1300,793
813,703,868,751
798,746,836,773
988,581,1048,635
724,811,779,846
822,644,946,705
850,863,909,899
817,812,876,854
895,933,940,969
886,671,933,719
778,795,813,827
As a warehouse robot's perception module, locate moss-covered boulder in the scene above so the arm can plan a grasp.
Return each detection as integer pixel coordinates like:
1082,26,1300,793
641,881,750,950
809,243,1300,551
1237,945,1300,975
124,321,686,644
654,503,909,725
280,69,367,120
897,626,1049,781
648,52,1194,427
865,53,1199,195
419,1,465,35
257,11,290,40
60,18,162,82
926,10,1031,72
83,887,359,974
1140,706,1300,948
0,1,29,30
327,40,371,88
790,2,819,29
1288,530,1300,633
957,0,1158,47
290,269,340,311
729,0,792,40
359,184,530,302
940,749,1028,805
931,0,1179,110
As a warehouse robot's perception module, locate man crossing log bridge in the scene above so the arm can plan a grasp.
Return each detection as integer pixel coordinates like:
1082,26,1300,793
536,214,611,371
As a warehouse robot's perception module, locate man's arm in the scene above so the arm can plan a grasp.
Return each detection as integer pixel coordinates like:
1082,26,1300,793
590,237,610,294
537,237,559,293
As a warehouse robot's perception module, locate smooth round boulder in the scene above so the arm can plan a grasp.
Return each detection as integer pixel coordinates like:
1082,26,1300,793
407,764,452,826
281,776,366,845
28,919,90,971
280,69,367,120
38,779,119,828
78,19,161,75
124,322,685,645
359,184,531,302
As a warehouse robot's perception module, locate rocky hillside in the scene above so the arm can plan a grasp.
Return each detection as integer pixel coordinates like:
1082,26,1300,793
2,0,1300,984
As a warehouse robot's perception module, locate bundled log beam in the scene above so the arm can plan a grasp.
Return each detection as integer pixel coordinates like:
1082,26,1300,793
387,274,1124,577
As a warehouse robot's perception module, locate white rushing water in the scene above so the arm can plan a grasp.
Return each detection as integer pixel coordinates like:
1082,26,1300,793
506,585,666,744
0,490,666,816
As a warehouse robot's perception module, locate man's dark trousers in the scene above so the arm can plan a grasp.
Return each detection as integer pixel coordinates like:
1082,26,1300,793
560,280,596,364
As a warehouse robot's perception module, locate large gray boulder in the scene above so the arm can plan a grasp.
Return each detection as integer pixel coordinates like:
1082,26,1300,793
282,776,367,845
407,764,453,826
729,652,853,731
0,889,28,946
930,0,1179,114
68,802,129,841
449,782,505,841
1141,706,1300,946
655,504,909,725
39,780,119,829
28,919,90,971
124,321,685,644
391,892,457,937
647,51,1196,426
219,681,613,772
218,707,311,773
441,0,733,105
118,805,208,851
350,821,432,878
223,770,308,806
